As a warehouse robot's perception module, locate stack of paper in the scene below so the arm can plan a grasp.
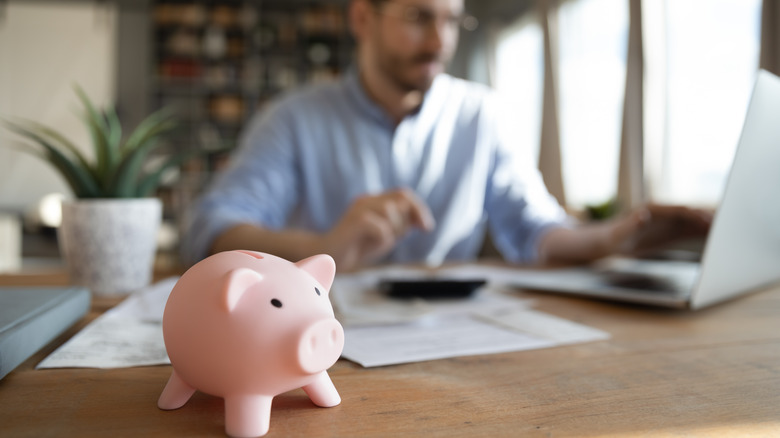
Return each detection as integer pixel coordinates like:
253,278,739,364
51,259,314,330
36,266,610,370
333,267,609,367
36,278,176,369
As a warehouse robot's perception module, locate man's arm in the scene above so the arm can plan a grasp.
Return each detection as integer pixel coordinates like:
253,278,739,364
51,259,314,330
537,205,712,265
209,188,435,271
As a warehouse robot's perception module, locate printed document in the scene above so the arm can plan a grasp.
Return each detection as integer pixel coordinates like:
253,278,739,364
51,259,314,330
37,265,610,369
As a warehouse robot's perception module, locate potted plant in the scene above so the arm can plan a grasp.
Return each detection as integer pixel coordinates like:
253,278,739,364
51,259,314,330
3,87,188,295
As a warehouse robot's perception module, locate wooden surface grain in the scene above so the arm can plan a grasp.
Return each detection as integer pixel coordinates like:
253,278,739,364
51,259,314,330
1,270,779,437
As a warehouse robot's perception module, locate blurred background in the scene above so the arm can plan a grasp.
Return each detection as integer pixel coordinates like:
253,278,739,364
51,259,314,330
0,0,772,266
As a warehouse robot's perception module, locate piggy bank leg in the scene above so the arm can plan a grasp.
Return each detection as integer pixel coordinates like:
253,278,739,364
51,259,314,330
302,371,341,407
158,370,196,410
224,395,273,438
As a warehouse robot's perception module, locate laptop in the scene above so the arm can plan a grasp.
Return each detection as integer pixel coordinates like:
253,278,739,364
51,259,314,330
509,69,780,309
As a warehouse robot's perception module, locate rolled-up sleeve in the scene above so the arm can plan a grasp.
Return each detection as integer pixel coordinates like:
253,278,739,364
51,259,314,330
180,102,300,266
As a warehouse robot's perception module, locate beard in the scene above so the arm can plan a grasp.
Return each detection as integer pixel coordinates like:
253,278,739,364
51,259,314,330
376,48,448,93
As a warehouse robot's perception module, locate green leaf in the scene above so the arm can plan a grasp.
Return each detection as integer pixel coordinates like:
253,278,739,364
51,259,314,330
135,151,201,197
106,105,122,169
4,122,101,197
6,142,46,160
122,107,177,156
2,87,182,199
10,119,97,180
107,138,164,198
586,198,620,221
73,85,112,186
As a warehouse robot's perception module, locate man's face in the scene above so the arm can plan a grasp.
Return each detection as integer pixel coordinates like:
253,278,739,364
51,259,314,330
367,0,464,92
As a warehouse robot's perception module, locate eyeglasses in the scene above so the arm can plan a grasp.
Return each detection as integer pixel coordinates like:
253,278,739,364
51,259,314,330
374,1,479,33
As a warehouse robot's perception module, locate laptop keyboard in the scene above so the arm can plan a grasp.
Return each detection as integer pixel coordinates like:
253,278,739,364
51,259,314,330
593,258,702,294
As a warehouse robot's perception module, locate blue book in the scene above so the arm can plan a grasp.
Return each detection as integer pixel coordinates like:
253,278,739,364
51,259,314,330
0,286,90,379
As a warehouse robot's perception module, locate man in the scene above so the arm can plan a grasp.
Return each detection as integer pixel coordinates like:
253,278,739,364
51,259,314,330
181,0,710,270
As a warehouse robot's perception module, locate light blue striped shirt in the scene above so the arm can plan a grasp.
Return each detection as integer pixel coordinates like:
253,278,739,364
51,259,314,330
181,69,569,266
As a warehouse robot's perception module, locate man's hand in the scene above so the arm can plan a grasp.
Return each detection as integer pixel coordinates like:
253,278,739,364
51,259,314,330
607,204,712,256
539,204,712,265
322,189,435,271
208,188,434,271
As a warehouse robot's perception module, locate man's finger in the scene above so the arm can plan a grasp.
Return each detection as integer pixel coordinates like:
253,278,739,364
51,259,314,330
646,204,712,232
392,189,435,231
608,209,648,253
358,212,397,257
375,199,406,237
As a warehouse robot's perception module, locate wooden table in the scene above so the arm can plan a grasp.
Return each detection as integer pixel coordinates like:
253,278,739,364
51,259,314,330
1,270,779,437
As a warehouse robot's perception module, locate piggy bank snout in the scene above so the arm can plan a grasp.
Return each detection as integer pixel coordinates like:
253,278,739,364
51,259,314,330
296,319,344,374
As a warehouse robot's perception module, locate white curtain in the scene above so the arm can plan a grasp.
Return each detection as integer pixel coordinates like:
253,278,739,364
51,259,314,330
643,0,761,206
556,0,629,210
494,14,545,167
492,0,763,214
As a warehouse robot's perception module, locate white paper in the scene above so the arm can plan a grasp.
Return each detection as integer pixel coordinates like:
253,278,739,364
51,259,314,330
340,305,609,368
334,267,610,368
342,313,555,367
475,307,610,345
36,277,178,369
36,314,171,369
105,277,178,322
38,266,611,370
330,268,533,326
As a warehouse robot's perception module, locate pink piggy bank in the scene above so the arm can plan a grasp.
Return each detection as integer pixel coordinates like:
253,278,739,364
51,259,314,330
157,250,345,437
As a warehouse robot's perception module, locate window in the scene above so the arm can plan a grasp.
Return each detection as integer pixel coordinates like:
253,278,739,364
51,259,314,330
493,0,762,211
494,14,545,165
557,0,629,209
644,0,762,206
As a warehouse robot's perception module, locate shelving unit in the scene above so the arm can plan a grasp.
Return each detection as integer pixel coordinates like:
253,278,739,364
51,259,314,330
148,0,354,224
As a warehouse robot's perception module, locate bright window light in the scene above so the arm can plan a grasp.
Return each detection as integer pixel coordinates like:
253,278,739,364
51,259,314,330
494,14,544,166
644,0,762,206
557,0,629,209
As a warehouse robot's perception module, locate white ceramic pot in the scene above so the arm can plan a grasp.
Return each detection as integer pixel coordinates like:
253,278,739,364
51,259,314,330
59,198,162,296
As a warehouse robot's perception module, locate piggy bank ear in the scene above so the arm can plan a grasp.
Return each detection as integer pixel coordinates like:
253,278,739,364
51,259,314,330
222,268,264,312
295,254,336,290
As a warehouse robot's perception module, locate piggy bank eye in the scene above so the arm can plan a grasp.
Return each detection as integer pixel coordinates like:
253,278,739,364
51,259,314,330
315,287,321,296
270,298,283,308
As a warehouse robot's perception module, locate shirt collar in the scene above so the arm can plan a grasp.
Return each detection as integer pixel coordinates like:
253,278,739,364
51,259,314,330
344,66,446,130
344,67,394,129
